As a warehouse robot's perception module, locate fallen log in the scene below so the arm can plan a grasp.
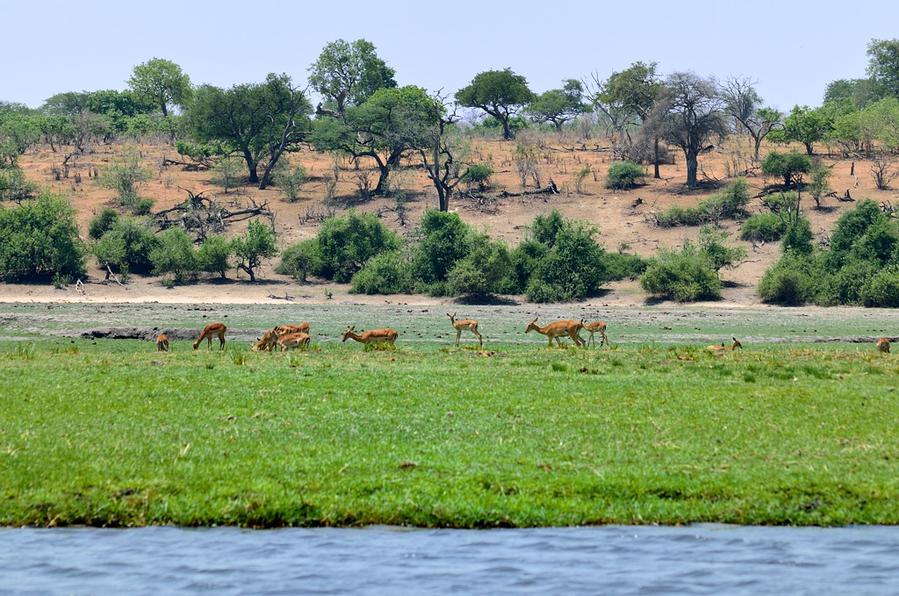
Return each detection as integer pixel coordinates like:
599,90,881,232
498,180,559,198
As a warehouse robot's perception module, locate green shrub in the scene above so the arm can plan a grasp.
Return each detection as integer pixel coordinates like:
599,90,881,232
740,213,786,242
849,218,899,266
276,239,323,282
0,193,85,281
603,251,648,281
816,259,877,306
0,167,36,202
656,206,704,227
657,179,750,227
761,151,812,186
231,220,278,282
758,254,818,306
782,218,814,255
508,239,547,294
447,234,512,297
350,250,414,294
413,210,471,283
150,227,199,283
88,208,120,240
317,210,400,282
197,235,232,279
698,225,746,275
606,161,645,189
210,155,243,193
274,164,307,202
461,164,494,190
99,150,152,209
861,267,899,307
525,222,606,302
640,245,721,302
93,217,160,275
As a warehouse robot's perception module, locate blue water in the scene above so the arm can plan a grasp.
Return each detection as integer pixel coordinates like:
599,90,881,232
1,525,897,595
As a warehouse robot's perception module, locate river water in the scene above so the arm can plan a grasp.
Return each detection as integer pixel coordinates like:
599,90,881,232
1,525,897,595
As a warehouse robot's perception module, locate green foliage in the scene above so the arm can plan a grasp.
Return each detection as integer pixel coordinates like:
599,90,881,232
657,179,750,227
758,253,819,306
447,234,512,297
740,213,786,242
210,155,244,193
775,105,833,154
525,220,606,303
317,211,400,282
526,80,587,131
602,251,649,281
150,227,199,283
273,163,307,202
828,200,886,264
0,167,36,202
461,163,494,189
866,38,899,97
455,69,535,139
350,250,414,295
231,220,278,282
698,226,746,274
824,78,882,109
782,218,814,255
761,151,812,186
276,239,323,283
308,38,397,114
0,194,85,281
93,217,160,275
640,244,721,302
197,235,232,279
413,210,471,284
861,267,899,307
606,161,645,189
88,208,120,240
128,58,192,116
98,150,153,211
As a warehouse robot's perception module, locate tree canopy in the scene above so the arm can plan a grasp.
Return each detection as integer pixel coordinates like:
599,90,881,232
128,58,192,117
455,69,535,139
308,39,396,116
527,80,587,131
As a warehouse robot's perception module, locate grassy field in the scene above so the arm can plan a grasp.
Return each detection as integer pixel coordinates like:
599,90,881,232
1,303,897,528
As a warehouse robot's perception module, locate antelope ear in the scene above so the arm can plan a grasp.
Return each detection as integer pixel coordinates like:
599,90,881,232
531,317,539,324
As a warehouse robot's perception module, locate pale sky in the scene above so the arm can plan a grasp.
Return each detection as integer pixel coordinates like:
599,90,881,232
0,0,895,110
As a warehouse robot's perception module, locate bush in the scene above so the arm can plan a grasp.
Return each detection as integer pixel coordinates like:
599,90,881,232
761,151,812,186
211,156,243,194
740,213,786,242
602,251,648,281
231,220,278,282
350,250,414,294
656,179,750,227
508,239,547,294
413,210,471,283
698,225,746,275
447,234,512,298
0,167,36,202
88,208,120,240
461,164,493,190
99,150,152,210
0,193,85,281
817,259,877,306
849,218,898,266
758,254,818,306
317,211,400,282
525,222,606,302
197,235,232,279
861,267,899,307
640,245,721,302
781,217,814,255
150,227,199,283
276,239,323,282
606,161,645,189
656,206,704,227
274,164,307,202
93,217,160,275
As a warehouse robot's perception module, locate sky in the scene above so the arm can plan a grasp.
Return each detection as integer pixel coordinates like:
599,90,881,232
1,0,896,110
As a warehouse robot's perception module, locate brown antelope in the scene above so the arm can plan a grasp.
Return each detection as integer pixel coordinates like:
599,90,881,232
706,337,742,355
525,317,585,347
581,320,609,347
276,332,311,351
193,322,227,350
875,337,891,353
342,325,398,348
155,332,170,352
252,329,278,352
447,312,483,347
273,323,310,337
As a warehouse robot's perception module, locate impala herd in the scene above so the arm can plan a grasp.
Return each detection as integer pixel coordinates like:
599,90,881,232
166,316,892,355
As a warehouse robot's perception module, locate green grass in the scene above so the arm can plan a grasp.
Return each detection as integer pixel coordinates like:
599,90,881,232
1,337,896,528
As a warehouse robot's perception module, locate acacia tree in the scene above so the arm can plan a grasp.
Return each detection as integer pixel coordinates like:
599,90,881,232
527,80,587,131
311,86,437,195
308,39,396,116
867,38,899,98
778,105,833,155
720,77,782,161
188,74,312,188
415,94,468,212
128,58,192,117
658,72,728,188
231,220,277,282
455,69,534,140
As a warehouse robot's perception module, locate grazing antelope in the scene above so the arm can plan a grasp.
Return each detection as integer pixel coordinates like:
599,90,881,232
273,323,310,337
706,337,742,355
155,332,170,352
276,332,311,351
525,317,585,347
193,322,227,350
252,329,278,352
875,337,891,353
447,312,483,347
581,320,609,347
342,325,398,348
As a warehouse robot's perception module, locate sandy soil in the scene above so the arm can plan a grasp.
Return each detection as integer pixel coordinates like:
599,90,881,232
12,135,898,306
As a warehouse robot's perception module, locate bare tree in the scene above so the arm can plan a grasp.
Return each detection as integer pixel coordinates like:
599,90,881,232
417,94,468,212
720,77,782,161
659,72,728,188
871,152,897,190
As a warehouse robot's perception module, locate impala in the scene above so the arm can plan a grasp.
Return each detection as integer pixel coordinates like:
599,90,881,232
342,325,398,348
706,337,742,355
876,337,891,353
252,329,278,352
274,323,310,337
193,322,227,350
581,319,609,347
155,332,170,352
447,312,483,347
276,332,311,351
525,317,585,347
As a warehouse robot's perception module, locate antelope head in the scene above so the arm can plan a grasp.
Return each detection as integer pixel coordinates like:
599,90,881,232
732,337,743,350
446,312,456,324
525,317,540,334
342,325,356,342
